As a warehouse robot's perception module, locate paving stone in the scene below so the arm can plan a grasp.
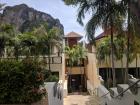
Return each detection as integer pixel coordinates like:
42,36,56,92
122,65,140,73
64,94,100,105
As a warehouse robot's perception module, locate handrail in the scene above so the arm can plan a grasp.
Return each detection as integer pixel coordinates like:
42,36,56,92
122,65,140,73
114,79,140,98
100,92,110,98
99,79,140,98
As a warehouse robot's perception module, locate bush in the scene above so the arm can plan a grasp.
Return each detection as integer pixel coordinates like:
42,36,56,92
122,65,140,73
46,75,59,82
0,59,46,104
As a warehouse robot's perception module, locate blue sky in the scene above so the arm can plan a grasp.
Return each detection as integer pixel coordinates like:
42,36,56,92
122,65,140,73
1,0,102,37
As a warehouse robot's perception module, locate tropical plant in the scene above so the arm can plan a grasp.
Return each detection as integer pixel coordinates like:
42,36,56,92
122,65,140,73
63,0,140,85
32,23,62,71
65,45,79,92
96,37,113,87
0,24,16,57
0,59,46,104
65,45,86,91
75,45,86,90
63,0,128,86
17,32,37,57
120,0,140,83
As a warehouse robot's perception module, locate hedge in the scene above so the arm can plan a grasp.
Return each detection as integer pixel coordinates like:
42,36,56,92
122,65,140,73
0,58,46,104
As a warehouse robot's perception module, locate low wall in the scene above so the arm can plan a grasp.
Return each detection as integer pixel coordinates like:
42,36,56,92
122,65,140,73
45,82,63,105
63,80,68,98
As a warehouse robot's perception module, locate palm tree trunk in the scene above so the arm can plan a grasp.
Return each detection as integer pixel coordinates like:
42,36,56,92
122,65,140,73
105,56,109,88
136,54,138,77
69,62,72,92
0,38,5,57
121,58,124,83
125,1,130,83
110,16,116,87
48,44,51,71
80,58,83,92
14,46,19,60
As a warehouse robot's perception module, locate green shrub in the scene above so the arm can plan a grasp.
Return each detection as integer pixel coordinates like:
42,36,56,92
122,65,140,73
46,75,59,82
0,59,46,104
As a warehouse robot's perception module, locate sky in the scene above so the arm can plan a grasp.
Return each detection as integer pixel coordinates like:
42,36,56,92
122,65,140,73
1,0,103,37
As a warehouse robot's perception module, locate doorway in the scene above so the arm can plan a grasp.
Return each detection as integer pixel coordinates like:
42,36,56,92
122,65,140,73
68,74,85,93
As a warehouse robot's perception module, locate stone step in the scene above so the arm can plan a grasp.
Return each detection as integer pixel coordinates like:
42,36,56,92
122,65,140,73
129,78,140,87
128,78,140,95
117,84,132,97
110,87,118,97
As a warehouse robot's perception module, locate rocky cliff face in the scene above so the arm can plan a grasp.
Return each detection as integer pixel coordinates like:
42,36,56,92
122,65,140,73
0,4,64,34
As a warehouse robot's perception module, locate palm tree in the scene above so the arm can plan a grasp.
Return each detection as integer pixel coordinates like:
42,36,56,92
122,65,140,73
120,0,140,83
32,23,62,71
18,32,37,57
65,46,78,92
0,24,16,57
63,0,127,87
63,0,140,85
133,37,140,78
114,35,125,83
75,45,86,91
9,32,21,59
129,35,140,78
96,37,112,88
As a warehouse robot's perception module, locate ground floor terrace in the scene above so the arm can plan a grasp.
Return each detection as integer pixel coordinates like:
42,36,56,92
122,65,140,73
99,67,140,87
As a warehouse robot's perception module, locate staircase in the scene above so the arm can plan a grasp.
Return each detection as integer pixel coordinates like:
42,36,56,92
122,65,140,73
99,76,140,105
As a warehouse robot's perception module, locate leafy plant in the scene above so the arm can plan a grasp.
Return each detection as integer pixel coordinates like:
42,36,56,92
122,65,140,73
46,75,59,82
0,59,46,104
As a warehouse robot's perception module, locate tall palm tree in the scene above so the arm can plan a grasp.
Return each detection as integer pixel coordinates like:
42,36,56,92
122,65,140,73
10,33,21,59
65,46,78,92
114,35,125,83
129,35,140,78
75,45,86,91
18,32,37,57
32,24,62,71
120,0,140,83
63,0,127,87
96,37,112,88
0,24,16,57
63,0,140,85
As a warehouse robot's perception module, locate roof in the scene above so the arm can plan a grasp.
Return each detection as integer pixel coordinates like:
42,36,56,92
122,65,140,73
95,32,105,40
64,31,83,38
95,28,116,40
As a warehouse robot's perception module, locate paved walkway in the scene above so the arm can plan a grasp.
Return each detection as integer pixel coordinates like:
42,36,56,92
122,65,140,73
64,93,100,105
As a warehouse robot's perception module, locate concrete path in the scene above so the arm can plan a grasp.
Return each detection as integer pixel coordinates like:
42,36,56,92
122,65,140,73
64,93,100,105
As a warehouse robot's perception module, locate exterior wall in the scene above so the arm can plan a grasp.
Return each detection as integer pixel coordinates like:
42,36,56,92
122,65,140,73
46,64,62,72
45,56,62,78
87,52,100,91
66,67,85,75
52,46,59,54
60,53,65,81
99,55,140,68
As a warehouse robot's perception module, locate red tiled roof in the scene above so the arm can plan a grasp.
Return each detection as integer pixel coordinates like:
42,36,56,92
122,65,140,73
65,31,83,38
95,28,116,40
